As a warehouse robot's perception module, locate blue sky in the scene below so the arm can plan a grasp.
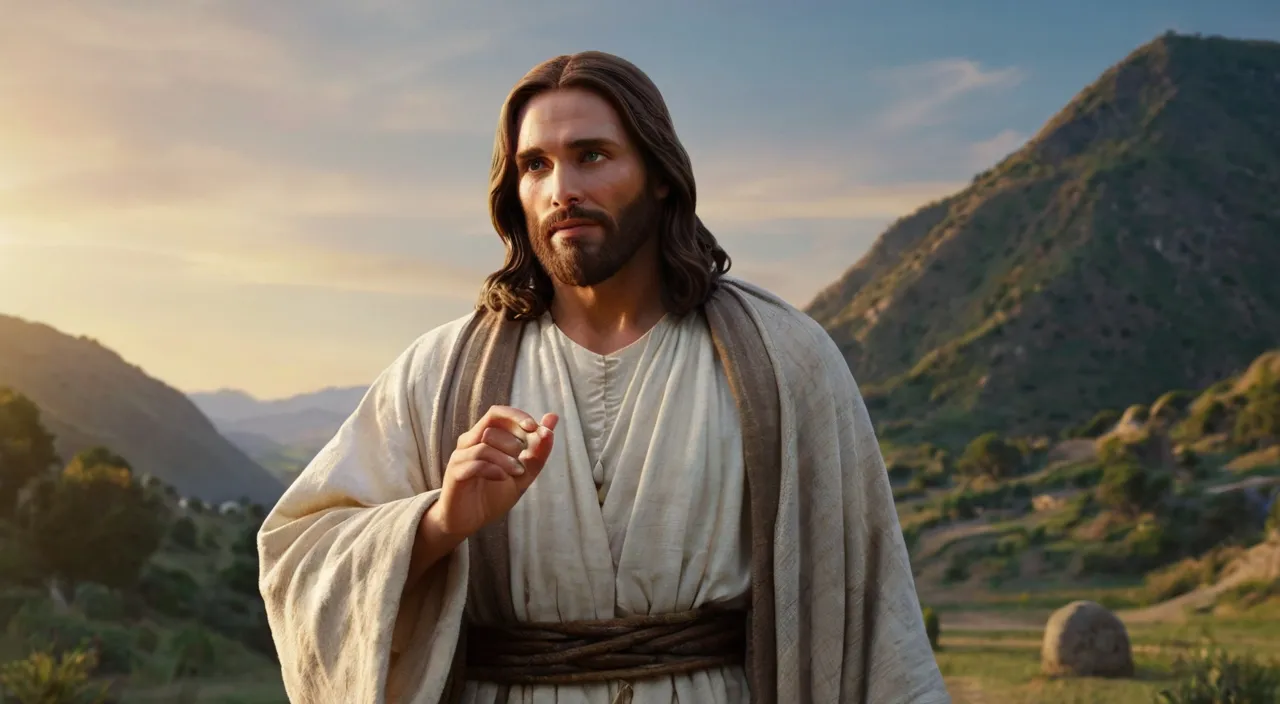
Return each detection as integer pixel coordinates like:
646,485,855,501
1,1,1277,398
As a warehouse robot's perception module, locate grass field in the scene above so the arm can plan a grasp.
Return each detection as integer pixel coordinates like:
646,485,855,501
935,603,1280,703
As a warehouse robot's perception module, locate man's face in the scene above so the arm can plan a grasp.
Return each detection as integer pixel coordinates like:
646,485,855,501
514,87,665,288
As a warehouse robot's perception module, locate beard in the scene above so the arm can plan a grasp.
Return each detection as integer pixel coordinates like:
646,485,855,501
526,189,663,288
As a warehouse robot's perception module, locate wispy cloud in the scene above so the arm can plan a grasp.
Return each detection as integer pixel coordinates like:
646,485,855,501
871,58,1026,133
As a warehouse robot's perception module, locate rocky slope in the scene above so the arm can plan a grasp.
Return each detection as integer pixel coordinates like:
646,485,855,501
806,32,1280,444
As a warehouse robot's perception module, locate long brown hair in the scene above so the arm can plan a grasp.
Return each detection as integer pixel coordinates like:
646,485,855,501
477,51,731,319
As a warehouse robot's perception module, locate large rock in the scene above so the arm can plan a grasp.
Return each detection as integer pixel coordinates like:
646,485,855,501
1040,600,1134,677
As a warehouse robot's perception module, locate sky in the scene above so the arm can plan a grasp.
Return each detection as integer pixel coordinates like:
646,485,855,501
1,1,1278,400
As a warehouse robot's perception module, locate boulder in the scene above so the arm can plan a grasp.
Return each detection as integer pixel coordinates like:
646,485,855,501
1040,600,1134,677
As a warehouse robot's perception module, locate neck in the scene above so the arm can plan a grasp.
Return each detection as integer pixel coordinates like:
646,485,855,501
548,239,667,355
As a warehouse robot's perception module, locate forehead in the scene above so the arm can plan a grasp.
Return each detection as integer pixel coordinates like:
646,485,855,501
515,87,628,152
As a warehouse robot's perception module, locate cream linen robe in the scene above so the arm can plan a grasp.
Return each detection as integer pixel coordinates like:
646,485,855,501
259,278,951,704
465,310,752,703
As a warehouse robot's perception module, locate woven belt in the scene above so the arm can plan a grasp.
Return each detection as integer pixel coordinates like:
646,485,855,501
464,608,747,685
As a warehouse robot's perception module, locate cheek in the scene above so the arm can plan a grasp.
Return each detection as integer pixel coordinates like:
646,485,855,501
517,179,541,219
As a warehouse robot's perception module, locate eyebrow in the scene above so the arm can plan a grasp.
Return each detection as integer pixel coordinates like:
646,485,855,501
515,137,620,164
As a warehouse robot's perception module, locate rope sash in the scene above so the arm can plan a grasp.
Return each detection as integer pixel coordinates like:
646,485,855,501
464,608,748,685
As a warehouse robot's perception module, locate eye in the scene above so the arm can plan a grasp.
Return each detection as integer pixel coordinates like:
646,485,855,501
583,150,605,163
525,157,546,172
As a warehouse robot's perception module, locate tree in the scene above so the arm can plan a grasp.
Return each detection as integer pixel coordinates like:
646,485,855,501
21,447,170,594
1096,461,1172,517
956,432,1023,481
0,388,59,516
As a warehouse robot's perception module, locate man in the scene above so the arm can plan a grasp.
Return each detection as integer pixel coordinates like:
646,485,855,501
259,51,949,704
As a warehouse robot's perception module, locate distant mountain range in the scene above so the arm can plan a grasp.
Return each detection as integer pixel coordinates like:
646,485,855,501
188,386,367,480
805,32,1280,447
0,315,284,505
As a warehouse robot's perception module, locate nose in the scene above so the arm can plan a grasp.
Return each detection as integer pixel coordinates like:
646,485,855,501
548,162,583,208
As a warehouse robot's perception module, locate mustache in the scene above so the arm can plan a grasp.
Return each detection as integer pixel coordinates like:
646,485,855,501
542,205,612,232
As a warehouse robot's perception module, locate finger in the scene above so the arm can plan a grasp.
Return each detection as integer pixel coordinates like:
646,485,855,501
485,405,540,434
519,425,556,468
455,460,511,483
479,427,526,458
456,406,540,449
460,444,526,477
541,413,560,431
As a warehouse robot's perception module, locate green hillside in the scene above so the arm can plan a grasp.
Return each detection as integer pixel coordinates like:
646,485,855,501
0,315,284,506
807,32,1280,446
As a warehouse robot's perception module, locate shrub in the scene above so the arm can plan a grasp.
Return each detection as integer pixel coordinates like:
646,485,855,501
1157,646,1280,703
136,564,201,619
956,433,1024,481
167,625,221,679
921,605,940,650
0,646,110,704
170,516,199,550
1096,461,1171,516
71,583,127,622
219,558,259,598
6,600,137,675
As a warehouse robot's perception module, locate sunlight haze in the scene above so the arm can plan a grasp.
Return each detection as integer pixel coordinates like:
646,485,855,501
1,0,1274,399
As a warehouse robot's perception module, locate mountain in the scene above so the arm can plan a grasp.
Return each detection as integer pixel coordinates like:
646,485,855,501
189,386,366,480
0,315,285,505
806,32,1280,446
189,386,366,424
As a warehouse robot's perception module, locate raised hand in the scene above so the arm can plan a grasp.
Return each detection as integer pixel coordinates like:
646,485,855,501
431,405,559,539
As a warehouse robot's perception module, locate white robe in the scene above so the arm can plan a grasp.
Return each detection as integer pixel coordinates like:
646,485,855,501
259,278,951,704
463,310,752,702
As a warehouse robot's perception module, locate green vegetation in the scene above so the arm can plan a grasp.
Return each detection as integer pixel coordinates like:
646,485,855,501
1157,646,1280,704
0,646,110,704
0,387,282,702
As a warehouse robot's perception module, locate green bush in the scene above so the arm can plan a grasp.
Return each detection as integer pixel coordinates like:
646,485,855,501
0,587,43,631
1157,646,1280,703
956,433,1024,481
0,533,44,589
167,625,221,679
170,515,199,550
71,583,127,621
1096,461,1171,516
921,605,940,650
136,564,201,619
6,600,137,675
0,646,110,704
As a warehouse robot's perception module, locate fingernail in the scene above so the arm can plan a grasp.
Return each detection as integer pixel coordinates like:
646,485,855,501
521,419,537,432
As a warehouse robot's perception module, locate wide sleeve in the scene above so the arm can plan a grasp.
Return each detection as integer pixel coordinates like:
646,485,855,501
256,330,470,704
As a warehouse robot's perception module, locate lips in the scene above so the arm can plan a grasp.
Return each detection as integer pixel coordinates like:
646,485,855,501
550,218,598,235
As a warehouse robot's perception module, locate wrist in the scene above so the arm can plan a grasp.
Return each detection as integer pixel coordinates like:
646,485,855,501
422,501,468,547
